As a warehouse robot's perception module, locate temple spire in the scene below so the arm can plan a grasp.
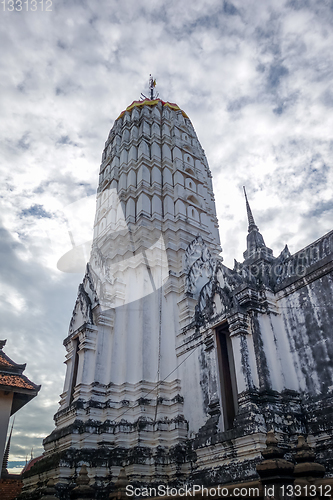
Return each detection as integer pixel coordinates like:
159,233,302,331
141,75,158,101
243,186,258,233
242,186,272,261
149,74,156,100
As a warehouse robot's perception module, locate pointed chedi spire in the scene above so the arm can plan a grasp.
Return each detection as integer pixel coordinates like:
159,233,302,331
243,186,258,233
242,187,272,262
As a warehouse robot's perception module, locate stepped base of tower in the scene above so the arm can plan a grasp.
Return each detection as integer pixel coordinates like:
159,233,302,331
20,386,333,499
20,415,333,500
20,432,266,499
44,379,187,452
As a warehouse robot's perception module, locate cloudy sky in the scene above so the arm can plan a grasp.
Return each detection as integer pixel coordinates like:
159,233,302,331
1,0,333,468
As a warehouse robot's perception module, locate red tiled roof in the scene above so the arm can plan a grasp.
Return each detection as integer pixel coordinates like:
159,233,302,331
0,354,14,367
0,340,40,414
0,348,26,372
0,373,37,391
21,455,43,474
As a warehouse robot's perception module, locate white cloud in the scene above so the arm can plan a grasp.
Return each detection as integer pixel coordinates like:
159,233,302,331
0,286,27,313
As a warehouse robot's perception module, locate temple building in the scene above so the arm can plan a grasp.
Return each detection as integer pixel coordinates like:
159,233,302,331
21,79,333,498
0,340,40,500
0,340,40,468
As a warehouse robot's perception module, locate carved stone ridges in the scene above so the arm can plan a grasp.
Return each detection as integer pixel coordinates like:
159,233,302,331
68,264,99,334
94,99,221,255
184,235,216,296
183,236,245,326
234,229,333,292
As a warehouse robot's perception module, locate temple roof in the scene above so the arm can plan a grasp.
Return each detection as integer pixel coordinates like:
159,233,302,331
0,340,41,415
0,373,39,391
0,341,26,373
21,455,43,474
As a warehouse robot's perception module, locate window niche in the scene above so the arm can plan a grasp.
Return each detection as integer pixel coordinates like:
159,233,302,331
216,323,238,430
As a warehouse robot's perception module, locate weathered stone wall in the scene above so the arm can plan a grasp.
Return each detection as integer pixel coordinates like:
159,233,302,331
278,270,333,396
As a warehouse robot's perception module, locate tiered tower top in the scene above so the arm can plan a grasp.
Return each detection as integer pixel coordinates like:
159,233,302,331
95,96,221,264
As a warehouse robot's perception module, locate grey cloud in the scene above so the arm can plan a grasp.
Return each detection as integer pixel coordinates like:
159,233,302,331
271,231,295,251
29,176,97,208
144,0,241,38
256,63,266,73
267,150,330,197
304,163,329,191
17,83,26,93
227,96,252,113
3,134,31,156
15,71,35,94
55,82,82,96
320,89,333,108
272,92,299,115
78,183,96,197
20,204,52,219
56,135,79,147
273,104,284,115
286,0,310,11
254,27,282,57
17,134,31,151
256,206,282,226
0,223,79,458
57,40,67,50
268,63,289,88
223,1,239,16
303,199,333,219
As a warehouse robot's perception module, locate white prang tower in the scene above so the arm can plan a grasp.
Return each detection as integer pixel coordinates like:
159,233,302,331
42,77,221,485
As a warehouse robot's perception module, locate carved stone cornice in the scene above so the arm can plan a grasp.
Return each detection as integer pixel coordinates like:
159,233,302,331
78,325,98,352
95,307,115,328
233,285,279,315
234,286,260,310
177,295,197,329
203,328,215,351
227,312,250,337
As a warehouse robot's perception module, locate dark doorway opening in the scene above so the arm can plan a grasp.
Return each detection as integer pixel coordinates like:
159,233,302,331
69,338,80,404
216,324,238,430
